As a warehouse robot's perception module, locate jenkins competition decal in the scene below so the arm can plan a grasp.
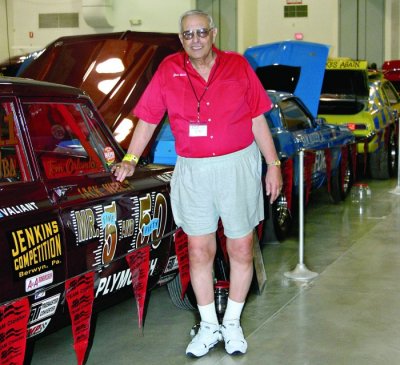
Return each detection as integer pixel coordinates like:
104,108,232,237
8,220,63,280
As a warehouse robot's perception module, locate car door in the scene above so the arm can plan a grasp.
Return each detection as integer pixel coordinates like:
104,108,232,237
21,98,176,308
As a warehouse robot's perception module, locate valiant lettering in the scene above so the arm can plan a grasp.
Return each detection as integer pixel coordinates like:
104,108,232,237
0,202,39,218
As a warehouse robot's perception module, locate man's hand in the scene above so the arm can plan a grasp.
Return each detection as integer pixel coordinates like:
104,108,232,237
265,165,283,203
111,161,136,182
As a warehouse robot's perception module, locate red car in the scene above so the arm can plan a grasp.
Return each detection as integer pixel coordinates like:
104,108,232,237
382,60,400,93
0,77,191,364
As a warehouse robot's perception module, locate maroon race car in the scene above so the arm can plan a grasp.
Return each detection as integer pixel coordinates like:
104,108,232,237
0,77,198,364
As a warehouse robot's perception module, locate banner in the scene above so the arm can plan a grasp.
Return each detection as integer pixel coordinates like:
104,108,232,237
0,297,30,365
66,272,95,365
126,245,150,329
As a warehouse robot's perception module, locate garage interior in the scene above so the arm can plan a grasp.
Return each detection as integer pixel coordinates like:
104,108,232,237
28,178,400,364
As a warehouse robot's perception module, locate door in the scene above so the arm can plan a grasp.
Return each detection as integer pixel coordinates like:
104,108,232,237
339,0,385,67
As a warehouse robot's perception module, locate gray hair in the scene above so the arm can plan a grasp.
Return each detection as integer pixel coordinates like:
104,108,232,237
179,9,215,32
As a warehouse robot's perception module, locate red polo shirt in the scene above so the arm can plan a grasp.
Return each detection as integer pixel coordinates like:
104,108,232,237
134,46,273,158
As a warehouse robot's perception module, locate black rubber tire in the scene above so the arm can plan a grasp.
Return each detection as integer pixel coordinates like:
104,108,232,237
166,273,197,311
369,144,389,179
330,147,353,203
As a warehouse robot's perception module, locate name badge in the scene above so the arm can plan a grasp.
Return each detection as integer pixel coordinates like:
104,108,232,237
189,123,208,137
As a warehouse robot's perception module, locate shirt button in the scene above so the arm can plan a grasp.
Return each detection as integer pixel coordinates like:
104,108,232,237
210,135,214,139
212,152,216,156
208,118,212,122
206,102,210,106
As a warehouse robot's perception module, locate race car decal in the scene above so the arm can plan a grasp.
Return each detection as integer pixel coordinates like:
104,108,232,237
8,220,62,280
25,270,54,292
27,318,51,338
71,192,168,271
29,294,60,324
94,258,159,297
0,151,17,180
326,59,368,70
78,182,131,199
0,202,39,218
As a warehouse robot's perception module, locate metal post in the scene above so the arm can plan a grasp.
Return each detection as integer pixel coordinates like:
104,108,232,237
284,150,318,281
389,126,400,195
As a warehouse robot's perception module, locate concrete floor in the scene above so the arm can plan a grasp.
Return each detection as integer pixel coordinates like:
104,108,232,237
28,178,400,365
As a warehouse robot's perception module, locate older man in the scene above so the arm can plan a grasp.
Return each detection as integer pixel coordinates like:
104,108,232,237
113,9,282,358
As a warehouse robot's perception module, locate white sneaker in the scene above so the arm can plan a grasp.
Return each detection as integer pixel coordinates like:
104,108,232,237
221,319,248,355
186,321,222,358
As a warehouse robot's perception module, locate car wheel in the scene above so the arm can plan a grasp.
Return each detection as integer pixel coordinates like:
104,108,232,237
330,147,353,203
369,144,390,179
388,127,398,178
271,191,293,241
166,273,197,311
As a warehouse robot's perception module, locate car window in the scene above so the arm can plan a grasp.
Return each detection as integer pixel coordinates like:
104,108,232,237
382,81,400,105
0,99,27,184
279,99,313,131
23,102,111,179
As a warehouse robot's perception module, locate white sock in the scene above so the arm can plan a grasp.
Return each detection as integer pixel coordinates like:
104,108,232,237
198,302,219,325
223,298,244,322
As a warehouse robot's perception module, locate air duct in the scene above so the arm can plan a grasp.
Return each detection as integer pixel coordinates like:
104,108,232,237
82,0,114,28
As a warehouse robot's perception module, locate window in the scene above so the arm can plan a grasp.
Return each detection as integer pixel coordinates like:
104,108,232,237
280,99,312,131
23,102,109,179
0,100,26,184
284,5,308,18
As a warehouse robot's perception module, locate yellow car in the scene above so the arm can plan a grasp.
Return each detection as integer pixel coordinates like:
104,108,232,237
318,58,399,179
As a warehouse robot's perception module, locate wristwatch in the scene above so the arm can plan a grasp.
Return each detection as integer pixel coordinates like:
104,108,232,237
267,159,281,166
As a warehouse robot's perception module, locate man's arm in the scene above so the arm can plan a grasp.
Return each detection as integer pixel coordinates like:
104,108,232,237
113,119,158,182
252,114,282,203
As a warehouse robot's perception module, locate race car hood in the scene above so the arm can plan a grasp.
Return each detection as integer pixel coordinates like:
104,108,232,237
19,31,182,154
244,40,330,117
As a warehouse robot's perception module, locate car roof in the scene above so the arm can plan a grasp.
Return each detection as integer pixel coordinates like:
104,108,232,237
0,76,86,98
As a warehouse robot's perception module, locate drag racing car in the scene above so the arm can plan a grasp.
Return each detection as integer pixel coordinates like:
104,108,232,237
244,41,356,239
0,77,187,364
318,58,399,179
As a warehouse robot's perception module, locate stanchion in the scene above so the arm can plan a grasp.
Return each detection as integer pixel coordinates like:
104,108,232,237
284,149,318,281
389,125,400,195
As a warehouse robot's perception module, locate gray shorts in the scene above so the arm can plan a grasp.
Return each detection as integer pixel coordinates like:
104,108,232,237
170,142,264,239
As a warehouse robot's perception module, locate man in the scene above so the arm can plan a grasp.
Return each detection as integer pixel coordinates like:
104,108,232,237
113,9,282,358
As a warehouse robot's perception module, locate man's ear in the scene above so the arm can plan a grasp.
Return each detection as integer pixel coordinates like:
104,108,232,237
212,28,218,43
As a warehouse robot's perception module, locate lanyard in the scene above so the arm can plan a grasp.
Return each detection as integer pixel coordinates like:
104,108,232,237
184,54,218,122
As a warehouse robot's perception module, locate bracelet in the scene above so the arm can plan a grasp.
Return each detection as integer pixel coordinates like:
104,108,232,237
122,153,139,165
266,159,281,166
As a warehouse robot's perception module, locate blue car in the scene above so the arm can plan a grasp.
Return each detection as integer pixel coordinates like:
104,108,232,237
152,41,356,240
244,41,356,239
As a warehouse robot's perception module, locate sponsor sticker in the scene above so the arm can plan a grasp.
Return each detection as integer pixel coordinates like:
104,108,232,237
29,294,60,324
25,270,54,292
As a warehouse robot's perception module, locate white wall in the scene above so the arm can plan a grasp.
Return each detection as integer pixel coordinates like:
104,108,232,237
0,0,9,61
257,0,339,57
1,0,399,63
3,0,194,59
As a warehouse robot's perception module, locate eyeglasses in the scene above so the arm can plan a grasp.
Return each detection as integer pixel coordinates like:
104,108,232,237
181,28,213,40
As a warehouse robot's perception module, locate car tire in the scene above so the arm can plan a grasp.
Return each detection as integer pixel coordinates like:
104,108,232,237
369,143,390,179
166,273,197,311
330,147,353,203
